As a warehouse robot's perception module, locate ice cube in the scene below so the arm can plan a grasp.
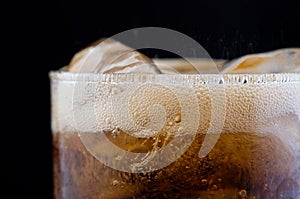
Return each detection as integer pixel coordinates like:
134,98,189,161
153,58,226,74
66,38,161,74
221,48,300,74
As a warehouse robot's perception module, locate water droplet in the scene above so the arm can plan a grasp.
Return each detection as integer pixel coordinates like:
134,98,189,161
168,121,173,126
112,180,119,186
264,183,268,190
175,114,181,123
217,178,222,182
112,87,119,94
238,189,247,197
105,118,111,124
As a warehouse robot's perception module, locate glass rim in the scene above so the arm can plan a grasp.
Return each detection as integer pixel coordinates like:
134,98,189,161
49,71,300,85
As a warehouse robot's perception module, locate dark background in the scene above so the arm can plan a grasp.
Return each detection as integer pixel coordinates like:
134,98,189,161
4,0,300,198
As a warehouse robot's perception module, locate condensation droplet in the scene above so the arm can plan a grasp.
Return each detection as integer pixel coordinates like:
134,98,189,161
238,189,247,197
264,183,268,190
168,121,173,126
175,114,181,123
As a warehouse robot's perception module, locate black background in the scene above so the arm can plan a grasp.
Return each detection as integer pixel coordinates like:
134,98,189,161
4,0,300,198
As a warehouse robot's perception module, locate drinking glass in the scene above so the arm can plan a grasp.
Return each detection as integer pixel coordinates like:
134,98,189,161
50,66,300,198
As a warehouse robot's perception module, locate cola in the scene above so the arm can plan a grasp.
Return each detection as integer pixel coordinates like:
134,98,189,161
53,131,300,198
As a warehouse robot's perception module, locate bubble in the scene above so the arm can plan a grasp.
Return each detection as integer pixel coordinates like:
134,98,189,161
112,87,120,95
115,155,122,161
174,114,181,123
112,128,120,137
112,180,119,186
238,189,247,197
201,179,208,185
178,127,185,134
212,184,218,190
219,78,224,84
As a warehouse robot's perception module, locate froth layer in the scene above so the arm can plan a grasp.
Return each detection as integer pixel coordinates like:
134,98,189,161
50,71,300,137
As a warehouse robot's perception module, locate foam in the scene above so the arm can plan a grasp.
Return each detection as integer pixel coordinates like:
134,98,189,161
50,65,300,137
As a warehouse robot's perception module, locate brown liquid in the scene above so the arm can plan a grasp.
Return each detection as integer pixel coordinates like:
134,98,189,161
53,131,300,199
